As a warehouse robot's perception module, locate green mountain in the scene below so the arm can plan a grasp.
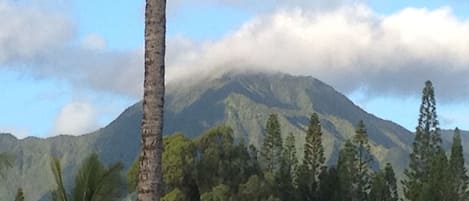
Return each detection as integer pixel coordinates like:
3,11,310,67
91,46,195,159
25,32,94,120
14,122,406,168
0,72,460,200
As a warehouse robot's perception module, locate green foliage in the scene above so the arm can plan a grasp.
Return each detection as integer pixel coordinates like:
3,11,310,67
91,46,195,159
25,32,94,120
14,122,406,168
50,153,124,201
50,158,68,201
403,80,443,201
275,132,298,201
296,113,326,201
448,128,469,201
383,163,398,201
337,140,357,201
283,132,298,177
14,188,24,201
72,154,124,201
200,184,230,201
127,158,139,193
163,133,196,188
369,163,398,201
196,126,237,192
317,167,340,201
421,149,449,201
164,134,199,201
261,114,283,173
336,121,374,201
370,171,387,201
161,188,186,201
302,113,325,177
353,120,373,201
236,175,265,201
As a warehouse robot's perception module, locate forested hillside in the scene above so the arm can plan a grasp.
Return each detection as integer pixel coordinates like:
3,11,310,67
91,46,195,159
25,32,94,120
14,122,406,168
0,73,466,200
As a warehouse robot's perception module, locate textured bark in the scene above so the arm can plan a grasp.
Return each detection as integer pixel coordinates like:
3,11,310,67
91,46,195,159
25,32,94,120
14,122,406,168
138,0,166,201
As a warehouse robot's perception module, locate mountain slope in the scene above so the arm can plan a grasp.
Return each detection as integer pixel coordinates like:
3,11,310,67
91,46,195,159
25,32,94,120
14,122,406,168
0,72,447,200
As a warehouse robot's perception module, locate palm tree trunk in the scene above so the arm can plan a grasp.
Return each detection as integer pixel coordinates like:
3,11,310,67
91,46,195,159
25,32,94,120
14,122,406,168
138,0,166,201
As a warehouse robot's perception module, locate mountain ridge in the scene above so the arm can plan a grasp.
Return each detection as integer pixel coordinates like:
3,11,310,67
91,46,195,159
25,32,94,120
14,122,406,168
0,72,465,200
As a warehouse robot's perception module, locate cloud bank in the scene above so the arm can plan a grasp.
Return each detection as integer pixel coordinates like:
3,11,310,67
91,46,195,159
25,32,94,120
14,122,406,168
3,0,469,102
167,5,469,101
0,0,143,98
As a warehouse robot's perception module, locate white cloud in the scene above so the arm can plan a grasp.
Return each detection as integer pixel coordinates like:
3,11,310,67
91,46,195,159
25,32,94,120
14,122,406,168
166,5,469,102
3,0,469,103
52,101,98,135
168,0,361,13
0,1,144,98
0,0,73,63
81,34,108,51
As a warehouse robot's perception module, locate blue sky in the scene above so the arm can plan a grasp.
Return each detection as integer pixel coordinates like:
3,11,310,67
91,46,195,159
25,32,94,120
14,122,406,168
1,0,469,138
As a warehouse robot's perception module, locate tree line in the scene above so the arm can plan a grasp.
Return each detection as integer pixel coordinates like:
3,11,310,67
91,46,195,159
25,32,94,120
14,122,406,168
124,113,398,201
122,80,466,201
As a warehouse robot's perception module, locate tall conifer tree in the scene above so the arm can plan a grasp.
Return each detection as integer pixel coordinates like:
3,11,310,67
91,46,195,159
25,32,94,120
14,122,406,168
352,120,373,201
369,163,398,201
448,127,469,201
276,132,298,201
296,113,325,201
384,163,398,201
403,80,441,201
261,114,283,173
337,140,357,201
421,149,449,201
302,113,325,179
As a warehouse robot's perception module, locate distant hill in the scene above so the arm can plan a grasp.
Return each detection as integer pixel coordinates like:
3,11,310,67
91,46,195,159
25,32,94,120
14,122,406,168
0,72,463,200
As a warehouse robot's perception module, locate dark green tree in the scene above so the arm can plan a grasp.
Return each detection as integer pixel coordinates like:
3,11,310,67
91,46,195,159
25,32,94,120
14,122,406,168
370,171,387,201
352,120,373,201
236,175,265,201
303,113,325,180
200,184,231,201
318,167,340,201
403,80,442,201
369,163,398,201
421,149,449,201
195,126,259,197
383,163,398,201
261,114,283,173
296,113,325,201
337,140,357,201
161,188,186,201
129,134,199,200
195,126,235,193
163,134,199,201
276,132,298,201
14,187,25,201
448,128,469,201
283,132,298,177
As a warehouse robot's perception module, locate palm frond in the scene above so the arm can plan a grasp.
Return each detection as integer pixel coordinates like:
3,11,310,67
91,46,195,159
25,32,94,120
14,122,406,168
50,157,68,201
72,153,124,201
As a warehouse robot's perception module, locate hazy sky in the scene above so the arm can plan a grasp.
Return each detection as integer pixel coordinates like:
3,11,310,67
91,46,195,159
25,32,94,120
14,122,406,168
1,0,469,138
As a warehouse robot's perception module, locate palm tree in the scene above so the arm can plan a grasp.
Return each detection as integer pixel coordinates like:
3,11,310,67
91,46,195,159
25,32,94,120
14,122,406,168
138,0,166,201
50,153,124,201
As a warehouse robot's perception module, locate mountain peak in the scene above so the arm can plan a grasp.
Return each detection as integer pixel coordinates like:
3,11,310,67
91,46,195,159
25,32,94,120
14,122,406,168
0,72,415,200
